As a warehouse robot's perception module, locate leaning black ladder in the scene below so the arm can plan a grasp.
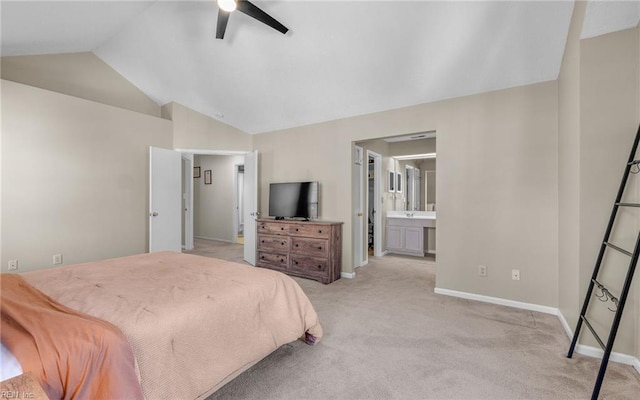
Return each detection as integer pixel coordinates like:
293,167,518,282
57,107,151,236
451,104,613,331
567,123,640,400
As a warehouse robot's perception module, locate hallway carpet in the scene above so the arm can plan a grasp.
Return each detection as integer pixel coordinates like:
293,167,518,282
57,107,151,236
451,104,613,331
188,239,640,399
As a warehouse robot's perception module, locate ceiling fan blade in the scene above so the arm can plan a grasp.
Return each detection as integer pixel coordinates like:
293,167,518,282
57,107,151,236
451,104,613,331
236,0,288,35
216,9,230,39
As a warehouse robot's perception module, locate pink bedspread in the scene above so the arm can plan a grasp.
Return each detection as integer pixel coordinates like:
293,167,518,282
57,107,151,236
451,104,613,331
22,252,323,400
1,274,143,400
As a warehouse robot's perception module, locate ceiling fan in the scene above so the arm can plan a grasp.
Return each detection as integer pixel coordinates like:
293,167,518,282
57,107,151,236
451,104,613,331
216,0,289,39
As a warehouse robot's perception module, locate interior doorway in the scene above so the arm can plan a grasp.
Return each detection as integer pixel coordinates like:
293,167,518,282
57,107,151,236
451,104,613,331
175,149,258,265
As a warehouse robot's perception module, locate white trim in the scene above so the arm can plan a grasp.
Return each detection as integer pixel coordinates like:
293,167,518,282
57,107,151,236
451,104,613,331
367,150,383,258
573,344,640,373
433,287,558,315
175,149,248,156
435,288,640,375
181,153,194,251
341,271,356,279
557,309,574,338
355,260,368,269
557,310,640,375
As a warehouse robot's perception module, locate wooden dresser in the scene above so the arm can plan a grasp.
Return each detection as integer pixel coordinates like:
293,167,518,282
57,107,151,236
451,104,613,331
256,219,342,284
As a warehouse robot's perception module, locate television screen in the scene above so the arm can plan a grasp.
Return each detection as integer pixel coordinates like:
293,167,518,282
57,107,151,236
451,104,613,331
268,182,318,219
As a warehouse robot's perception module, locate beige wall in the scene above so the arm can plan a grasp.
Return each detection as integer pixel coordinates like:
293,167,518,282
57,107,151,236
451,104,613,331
558,0,585,338
193,154,244,242
1,53,161,118
579,26,640,355
167,102,252,152
559,2,640,358
254,81,560,309
637,20,640,372
1,79,173,272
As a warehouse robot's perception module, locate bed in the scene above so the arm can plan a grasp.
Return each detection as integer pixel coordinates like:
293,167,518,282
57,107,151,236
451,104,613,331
0,251,323,399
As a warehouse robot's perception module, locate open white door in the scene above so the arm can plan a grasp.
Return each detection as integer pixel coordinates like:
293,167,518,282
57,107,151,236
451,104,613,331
149,146,182,253
353,145,365,268
243,151,258,265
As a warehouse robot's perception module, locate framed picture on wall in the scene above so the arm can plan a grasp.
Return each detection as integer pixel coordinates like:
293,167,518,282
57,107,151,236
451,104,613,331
204,170,212,185
396,172,402,193
388,170,395,192
194,166,201,178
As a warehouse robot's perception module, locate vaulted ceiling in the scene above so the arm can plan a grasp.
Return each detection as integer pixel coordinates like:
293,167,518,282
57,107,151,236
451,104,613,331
2,1,639,134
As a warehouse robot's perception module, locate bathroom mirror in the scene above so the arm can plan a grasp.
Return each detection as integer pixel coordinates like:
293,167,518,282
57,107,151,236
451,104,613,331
392,154,435,211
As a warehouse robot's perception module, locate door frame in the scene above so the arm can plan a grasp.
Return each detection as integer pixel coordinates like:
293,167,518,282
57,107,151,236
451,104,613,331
233,163,244,243
175,149,254,258
367,150,383,258
181,153,194,250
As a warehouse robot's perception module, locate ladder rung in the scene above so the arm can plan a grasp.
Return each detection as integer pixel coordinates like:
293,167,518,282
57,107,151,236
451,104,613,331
616,202,640,207
604,242,633,257
581,316,606,350
628,159,640,166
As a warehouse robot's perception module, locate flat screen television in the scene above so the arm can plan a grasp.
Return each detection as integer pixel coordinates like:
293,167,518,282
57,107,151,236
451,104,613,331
268,181,319,220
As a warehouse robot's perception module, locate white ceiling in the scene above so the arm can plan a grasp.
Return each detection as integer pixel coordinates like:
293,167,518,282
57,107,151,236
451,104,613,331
1,1,638,134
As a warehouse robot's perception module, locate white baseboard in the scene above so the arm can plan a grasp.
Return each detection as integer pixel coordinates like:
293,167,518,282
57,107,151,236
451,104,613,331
573,343,640,375
435,287,640,375
433,287,558,315
556,309,574,338
556,310,640,375
341,271,356,279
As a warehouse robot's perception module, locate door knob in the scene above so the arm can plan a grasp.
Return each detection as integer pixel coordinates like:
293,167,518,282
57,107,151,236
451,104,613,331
151,212,159,217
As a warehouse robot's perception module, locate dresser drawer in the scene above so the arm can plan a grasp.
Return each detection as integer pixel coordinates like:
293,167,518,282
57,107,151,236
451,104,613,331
256,219,342,284
290,256,328,275
291,237,329,258
257,251,288,271
258,234,290,252
289,224,331,239
258,221,289,236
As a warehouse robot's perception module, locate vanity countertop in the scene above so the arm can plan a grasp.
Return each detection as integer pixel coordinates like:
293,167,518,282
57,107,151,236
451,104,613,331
386,211,436,220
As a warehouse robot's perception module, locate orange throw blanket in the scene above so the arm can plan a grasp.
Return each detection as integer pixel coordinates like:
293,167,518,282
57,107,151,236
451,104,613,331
0,274,143,400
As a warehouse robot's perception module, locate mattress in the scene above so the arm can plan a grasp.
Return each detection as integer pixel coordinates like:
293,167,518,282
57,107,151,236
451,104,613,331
5,251,322,399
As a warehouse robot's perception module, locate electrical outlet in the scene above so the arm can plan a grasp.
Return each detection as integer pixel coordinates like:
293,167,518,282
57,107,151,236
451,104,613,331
478,265,487,277
53,254,63,265
8,260,18,271
512,269,520,281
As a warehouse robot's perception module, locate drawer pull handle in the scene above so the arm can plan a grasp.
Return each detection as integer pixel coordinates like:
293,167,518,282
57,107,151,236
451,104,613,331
317,265,322,269
318,230,322,233
295,261,298,265
280,259,284,263
296,228,299,231
261,240,265,243
261,256,264,259
281,242,285,245
281,227,284,230
295,244,299,247
318,246,322,250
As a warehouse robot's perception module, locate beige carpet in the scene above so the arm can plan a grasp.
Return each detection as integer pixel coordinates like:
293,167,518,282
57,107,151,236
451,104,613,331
187,239,640,400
